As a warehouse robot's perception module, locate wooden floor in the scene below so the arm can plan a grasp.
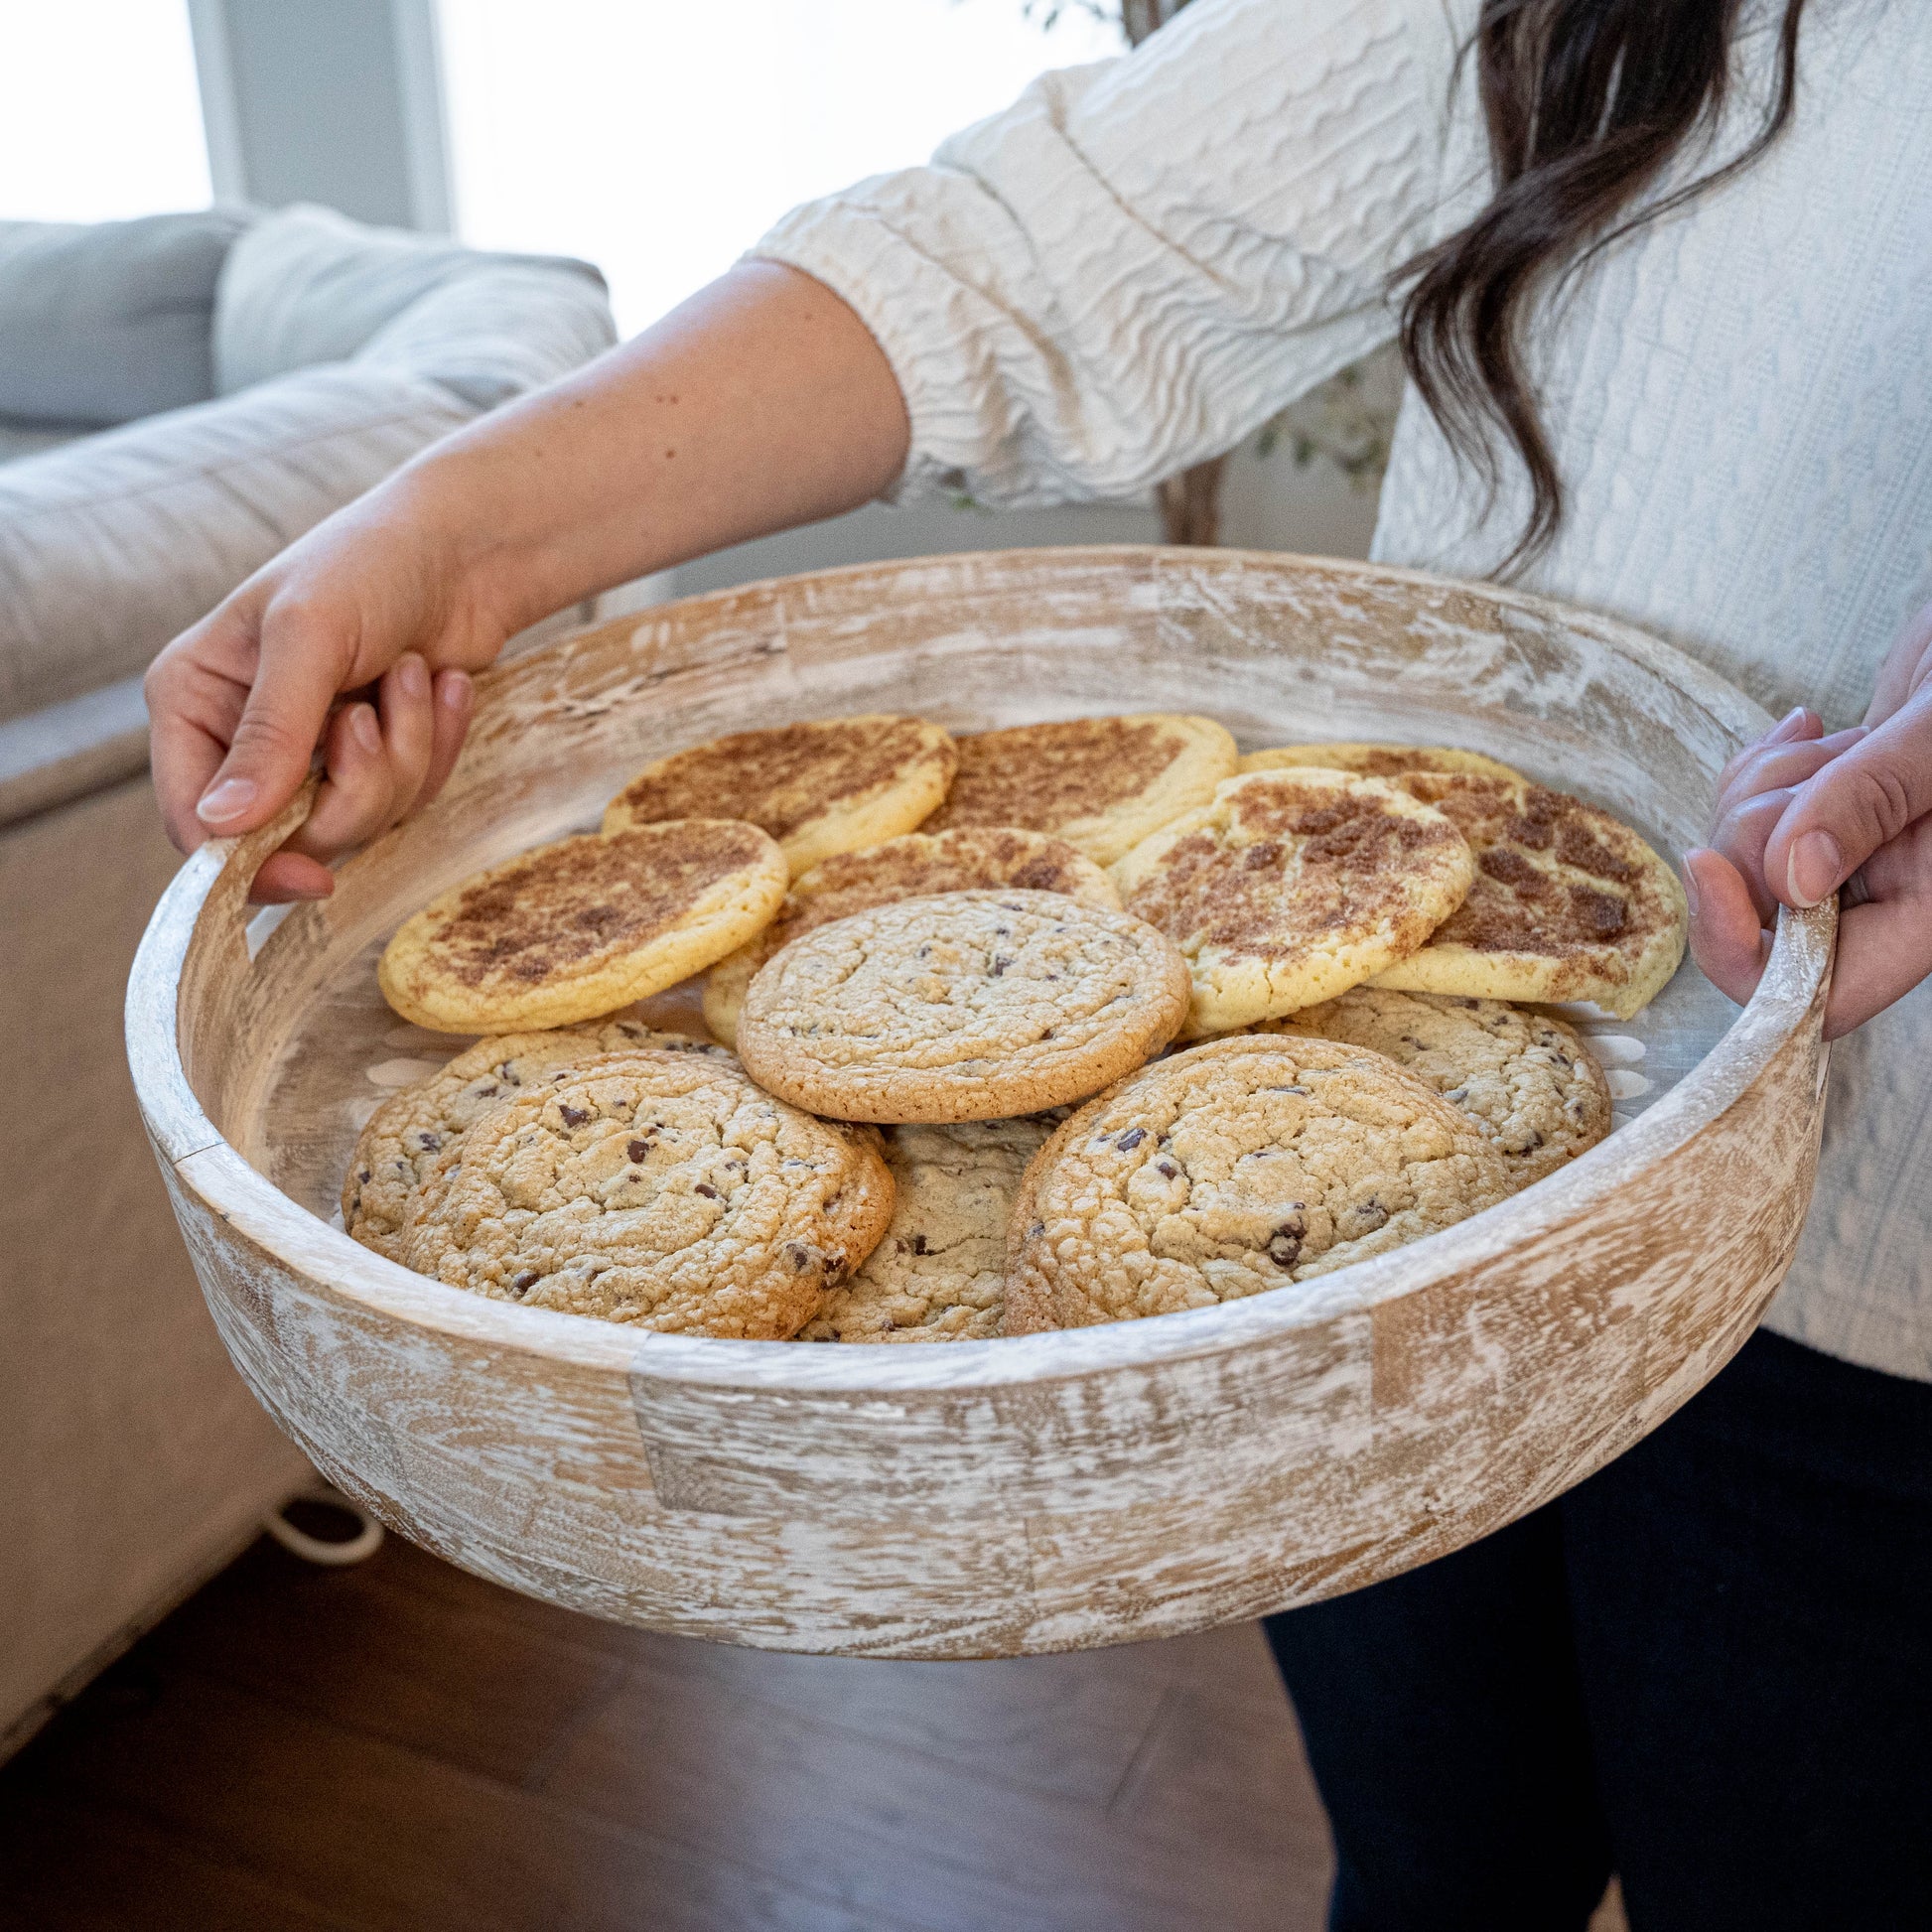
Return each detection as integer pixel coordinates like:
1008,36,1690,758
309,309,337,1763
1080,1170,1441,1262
0,1531,1340,1931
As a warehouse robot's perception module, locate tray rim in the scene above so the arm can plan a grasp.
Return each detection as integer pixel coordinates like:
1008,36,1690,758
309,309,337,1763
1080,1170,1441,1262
128,544,1837,1397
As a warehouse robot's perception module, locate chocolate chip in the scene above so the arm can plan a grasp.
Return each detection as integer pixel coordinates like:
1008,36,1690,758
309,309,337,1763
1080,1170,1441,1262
357,1168,371,1184
1116,1127,1146,1152
559,1104,589,1128
694,1182,718,1199
784,1242,813,1271
627,1139,651,1164
1349,1198,1389,1234
414,1131,441,1152
1266,1230,1303,1269
910,1233,929,1255
1265,1209,1307,1270
511,1270,539,1296
1156,1159,1178,1178
991,956,1011,977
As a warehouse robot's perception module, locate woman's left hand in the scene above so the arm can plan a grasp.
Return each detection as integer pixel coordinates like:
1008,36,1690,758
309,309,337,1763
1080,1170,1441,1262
1684,600,1932,1039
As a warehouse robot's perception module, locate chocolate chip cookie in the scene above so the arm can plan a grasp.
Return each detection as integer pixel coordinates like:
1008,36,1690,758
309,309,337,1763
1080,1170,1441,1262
1256,986,1610,1182
703,825,1120,1048
735,888,1189,1123
343,1022,731,1261
401,1050,894,1338
1004,1034,1514,1333
798,1113,1062,1342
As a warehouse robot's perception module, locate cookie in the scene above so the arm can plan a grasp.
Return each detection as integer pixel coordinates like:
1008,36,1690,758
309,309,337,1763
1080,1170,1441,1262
799,1113,1061,1343
735,888,1190,1123
702,827,1121,1048
1255,987,1610,1182
400,1051,895,1338
923,715,1239,866
1112,767,1475,1035
603,716,956,879
1004,1034,1515,1333
343,1022,730,1260
1362,771,1687,1018
378,820,787,1034
1239,743,1527,783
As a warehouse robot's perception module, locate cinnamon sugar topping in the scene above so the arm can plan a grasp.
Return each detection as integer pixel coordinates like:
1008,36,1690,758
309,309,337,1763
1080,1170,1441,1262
435,822,767,988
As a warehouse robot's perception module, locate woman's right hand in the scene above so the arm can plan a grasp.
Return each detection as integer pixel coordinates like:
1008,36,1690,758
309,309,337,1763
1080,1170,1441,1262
145,480,501,901
143,263,911,901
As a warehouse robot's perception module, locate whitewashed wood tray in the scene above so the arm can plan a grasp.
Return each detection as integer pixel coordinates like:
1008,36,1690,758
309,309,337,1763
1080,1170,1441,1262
127,547,1834,1657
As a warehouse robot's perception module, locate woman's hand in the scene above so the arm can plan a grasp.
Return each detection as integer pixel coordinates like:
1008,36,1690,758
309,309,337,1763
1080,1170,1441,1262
1685,600,1932,1038
145,483,497,901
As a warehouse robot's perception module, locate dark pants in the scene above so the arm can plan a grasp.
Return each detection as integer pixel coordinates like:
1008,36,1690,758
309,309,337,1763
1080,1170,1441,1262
1263,1329,1932,1932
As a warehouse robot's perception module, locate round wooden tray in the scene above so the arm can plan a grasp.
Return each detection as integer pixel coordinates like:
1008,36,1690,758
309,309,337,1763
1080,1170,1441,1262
128,547,1834,1658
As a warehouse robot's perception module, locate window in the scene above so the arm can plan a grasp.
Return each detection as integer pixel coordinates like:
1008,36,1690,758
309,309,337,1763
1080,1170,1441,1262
436,0,1121,333
0,1,210,222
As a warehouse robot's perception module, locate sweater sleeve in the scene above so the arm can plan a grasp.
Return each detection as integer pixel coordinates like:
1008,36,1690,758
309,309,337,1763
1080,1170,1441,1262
750,0,1466,507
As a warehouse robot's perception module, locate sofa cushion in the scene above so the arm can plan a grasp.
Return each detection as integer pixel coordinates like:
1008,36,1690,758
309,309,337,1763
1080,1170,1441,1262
0,365,471,724
0,210,252,427
0,205,619,732
214,204,612,402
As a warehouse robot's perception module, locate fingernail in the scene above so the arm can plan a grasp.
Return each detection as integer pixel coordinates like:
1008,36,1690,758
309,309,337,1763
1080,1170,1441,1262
1680,855,1702,919
397,653,429,699
1768,706,1809,743
197,775,258,825
1787,829,1843,908
351,703,383,755
438,668,473,711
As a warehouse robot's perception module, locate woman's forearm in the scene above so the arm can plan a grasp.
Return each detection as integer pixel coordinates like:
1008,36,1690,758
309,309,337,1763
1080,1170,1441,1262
145,261,911,897
403,260,912,634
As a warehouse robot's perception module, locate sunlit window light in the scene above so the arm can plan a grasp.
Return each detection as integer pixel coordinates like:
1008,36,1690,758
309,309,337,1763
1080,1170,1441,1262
436,0,1123,334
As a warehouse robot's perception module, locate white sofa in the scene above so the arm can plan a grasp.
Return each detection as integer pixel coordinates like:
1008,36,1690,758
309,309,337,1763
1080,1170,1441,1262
0,204,617,1757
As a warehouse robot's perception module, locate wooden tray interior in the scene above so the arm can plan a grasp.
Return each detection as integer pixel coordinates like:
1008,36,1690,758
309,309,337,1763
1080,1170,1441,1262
231,552,1747,1244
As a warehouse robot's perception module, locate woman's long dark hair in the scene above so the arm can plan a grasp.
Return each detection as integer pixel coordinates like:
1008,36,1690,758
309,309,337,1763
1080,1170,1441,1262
1400,0,1809,570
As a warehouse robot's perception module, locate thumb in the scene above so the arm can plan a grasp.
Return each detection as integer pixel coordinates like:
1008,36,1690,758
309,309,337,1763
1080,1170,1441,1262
1764,684,1932,909
194,602,356,836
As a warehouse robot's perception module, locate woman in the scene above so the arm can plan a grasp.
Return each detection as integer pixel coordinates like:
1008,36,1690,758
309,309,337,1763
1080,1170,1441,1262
146,1,1930,1924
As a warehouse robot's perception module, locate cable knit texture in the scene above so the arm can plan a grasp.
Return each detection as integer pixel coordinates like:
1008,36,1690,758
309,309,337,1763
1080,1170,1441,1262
755,0,1932,1381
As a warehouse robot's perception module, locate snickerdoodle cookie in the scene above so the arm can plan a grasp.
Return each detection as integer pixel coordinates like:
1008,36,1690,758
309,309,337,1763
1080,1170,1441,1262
1004,1035,1514,1333
1362,771,1686,1018
400,1050,894,1338
703,826,1120,1048
603,716,956,879
1238,742,1527,783
1112,767,1475,1035
735,889,1189,1124
378,820,787,1034
1256,987,1610,1183
923,715,1238,866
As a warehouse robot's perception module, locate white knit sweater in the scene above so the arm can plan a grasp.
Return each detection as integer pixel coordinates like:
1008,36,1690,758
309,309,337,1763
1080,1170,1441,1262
755,0,1932,1382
